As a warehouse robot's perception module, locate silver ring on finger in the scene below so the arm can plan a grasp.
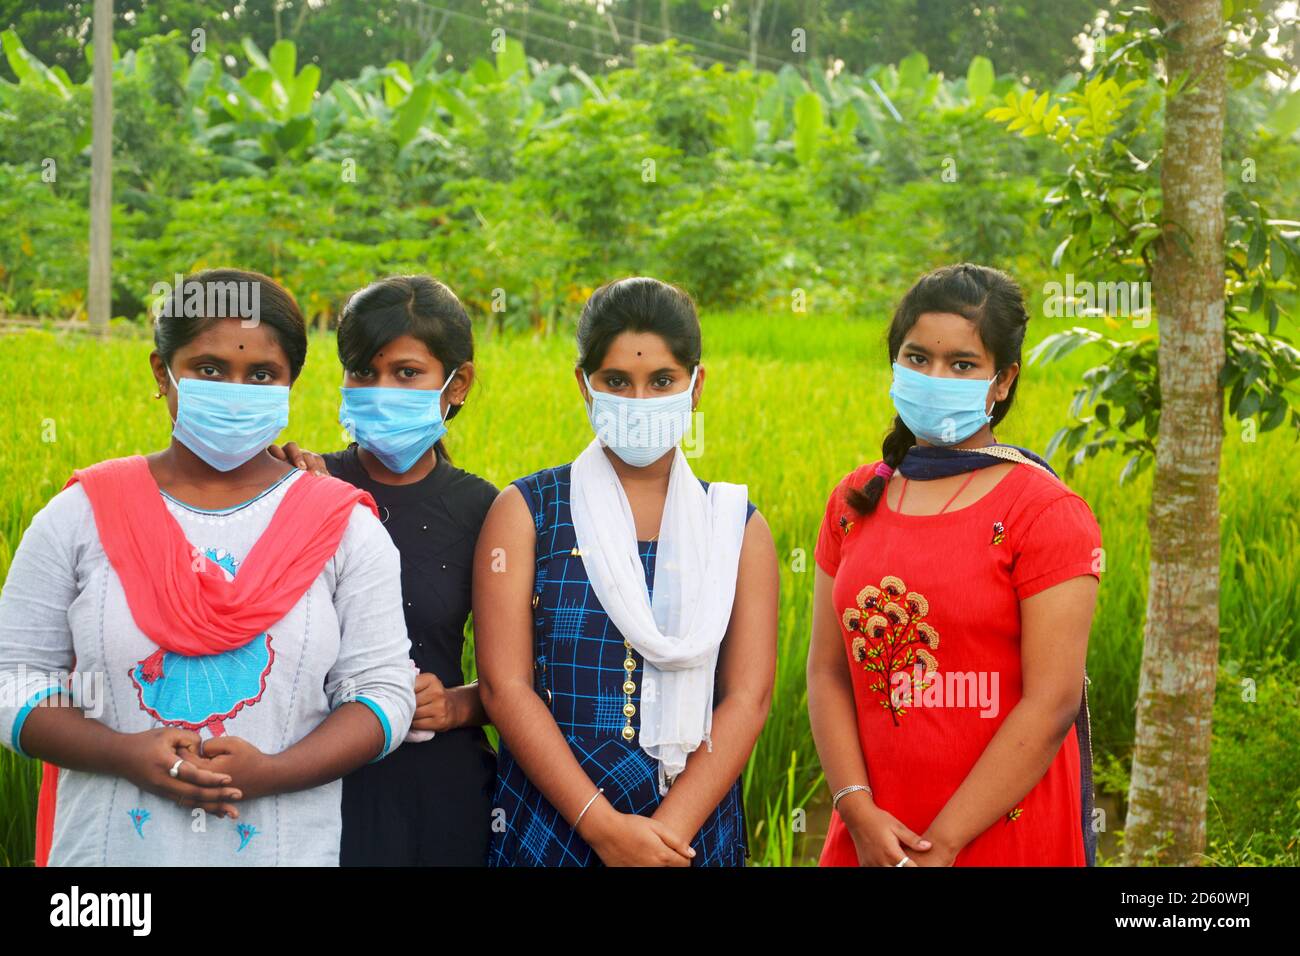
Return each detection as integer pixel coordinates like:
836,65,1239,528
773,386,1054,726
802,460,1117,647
895,855,911,867
168,757,184,778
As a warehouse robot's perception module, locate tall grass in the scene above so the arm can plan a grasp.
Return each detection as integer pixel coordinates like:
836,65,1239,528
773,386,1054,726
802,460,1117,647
1,313,1295,865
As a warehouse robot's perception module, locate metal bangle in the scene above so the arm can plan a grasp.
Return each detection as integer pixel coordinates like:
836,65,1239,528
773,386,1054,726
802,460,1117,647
573,787,605,832
832,783,873,810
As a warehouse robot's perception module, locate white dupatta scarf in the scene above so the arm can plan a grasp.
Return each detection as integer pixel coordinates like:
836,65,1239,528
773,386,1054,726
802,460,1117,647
569,438,748,794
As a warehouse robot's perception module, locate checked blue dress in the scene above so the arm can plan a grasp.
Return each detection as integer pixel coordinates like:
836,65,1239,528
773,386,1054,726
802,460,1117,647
487,463,755,867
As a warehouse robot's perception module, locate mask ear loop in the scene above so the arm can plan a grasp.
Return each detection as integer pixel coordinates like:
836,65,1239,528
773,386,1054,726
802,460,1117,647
985,369,1001,423
440,364,462,413
164,366,180,424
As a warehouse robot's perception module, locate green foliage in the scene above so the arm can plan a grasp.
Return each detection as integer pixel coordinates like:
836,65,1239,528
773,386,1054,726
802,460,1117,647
655,192,776,307
0,31,1093,320
1028,327,1159,482
987,4,1300,482
1202,658,1300,865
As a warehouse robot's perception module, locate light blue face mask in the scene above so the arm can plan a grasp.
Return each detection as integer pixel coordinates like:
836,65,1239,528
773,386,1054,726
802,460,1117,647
167,366,290,472
889,361,998,446
338,367,458,474
584,366,697,468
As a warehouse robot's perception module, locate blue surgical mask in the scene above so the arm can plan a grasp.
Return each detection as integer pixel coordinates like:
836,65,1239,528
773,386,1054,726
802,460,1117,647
889,362,998,446
338,367,458,474
166,366,290,471
583,366,697,468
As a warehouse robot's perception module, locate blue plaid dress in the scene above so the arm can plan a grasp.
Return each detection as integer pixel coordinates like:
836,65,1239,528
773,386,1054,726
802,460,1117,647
487,463,755,867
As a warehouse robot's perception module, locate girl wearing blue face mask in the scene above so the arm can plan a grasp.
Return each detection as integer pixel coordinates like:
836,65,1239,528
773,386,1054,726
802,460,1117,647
807,263,1103,868
0,269,416,866
474,276,778,867
278,275,499,866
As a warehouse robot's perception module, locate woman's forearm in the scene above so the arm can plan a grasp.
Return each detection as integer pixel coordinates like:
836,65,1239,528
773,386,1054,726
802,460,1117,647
450,681,489,728
482,677,607,827
807,659,877,824
18,699,131,775
268,702,386,793
923,697,1078,856
652,690,769,842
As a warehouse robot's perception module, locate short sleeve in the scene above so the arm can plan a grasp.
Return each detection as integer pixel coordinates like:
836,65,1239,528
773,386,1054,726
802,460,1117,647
510,476,543,534
1011,494,1102,601
814,474,853,576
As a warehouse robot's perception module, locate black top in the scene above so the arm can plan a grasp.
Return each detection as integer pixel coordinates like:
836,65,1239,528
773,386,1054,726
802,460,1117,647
324,444,499,866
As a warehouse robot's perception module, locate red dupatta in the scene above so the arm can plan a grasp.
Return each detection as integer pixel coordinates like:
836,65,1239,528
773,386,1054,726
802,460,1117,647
35,455,378,866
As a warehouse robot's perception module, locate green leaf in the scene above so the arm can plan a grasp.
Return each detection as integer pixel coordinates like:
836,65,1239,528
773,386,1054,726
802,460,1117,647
966,55,994,101
268,39,296,89
469,57,497,86
1119,454,1143,485
2,29,71,99
1250,282,1265,314
383,61,413,108
794,91,824,166
1247,227,1266,270
289,64,319,115
1260,394,1288,431
898,52,929,90
393,79,436,149
1051,235,1072,268
1270,237,1287,281
728,85,757,158
495,36,527,80
412,40,443,81
241,37,271,72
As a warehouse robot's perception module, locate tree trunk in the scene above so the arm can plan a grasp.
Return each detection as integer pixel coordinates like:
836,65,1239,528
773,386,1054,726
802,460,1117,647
750,0,765,68
1124,0,1226,865
87,0,113,332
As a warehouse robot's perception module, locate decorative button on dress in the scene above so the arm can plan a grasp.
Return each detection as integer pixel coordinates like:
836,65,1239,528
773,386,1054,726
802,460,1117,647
488,463,755,867
815,461,1102,867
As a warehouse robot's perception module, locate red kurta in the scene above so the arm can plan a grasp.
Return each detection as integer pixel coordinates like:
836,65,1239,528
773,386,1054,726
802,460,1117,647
815,461,1101,866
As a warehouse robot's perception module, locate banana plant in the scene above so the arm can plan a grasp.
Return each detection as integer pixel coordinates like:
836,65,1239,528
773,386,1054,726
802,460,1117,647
0,29,75,101
194,38,321,164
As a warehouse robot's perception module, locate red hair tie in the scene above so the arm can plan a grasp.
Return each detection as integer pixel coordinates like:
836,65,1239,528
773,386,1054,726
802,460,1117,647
874,462,894,480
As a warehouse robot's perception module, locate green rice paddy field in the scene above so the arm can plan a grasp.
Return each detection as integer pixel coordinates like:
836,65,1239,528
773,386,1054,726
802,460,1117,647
1,312,1297,866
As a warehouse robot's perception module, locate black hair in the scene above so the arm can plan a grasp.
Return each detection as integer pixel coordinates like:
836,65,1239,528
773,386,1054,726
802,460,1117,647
153,268,307,380
336,275,474,462
847,262,1030,514
576,276,702,374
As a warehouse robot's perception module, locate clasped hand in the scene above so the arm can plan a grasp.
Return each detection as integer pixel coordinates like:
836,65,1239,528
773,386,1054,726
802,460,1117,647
121,727,277,820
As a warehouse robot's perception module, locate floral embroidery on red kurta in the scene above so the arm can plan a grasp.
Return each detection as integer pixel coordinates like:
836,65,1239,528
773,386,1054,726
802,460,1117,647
843,575,940,726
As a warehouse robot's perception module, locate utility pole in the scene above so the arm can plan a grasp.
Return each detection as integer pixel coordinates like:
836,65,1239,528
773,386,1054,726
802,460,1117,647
88,0,113,332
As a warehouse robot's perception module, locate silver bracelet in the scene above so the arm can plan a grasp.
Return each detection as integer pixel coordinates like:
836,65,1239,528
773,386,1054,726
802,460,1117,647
573,788,605,831
832,783,873,810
